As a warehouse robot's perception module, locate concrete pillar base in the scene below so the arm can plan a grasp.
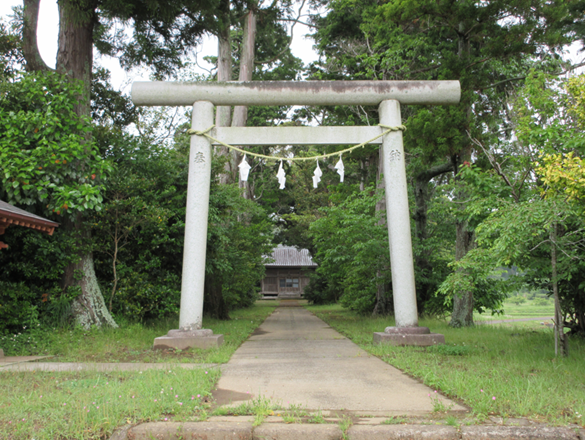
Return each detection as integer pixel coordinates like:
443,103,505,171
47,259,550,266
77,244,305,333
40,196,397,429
153,329,223,350
373,327,444,346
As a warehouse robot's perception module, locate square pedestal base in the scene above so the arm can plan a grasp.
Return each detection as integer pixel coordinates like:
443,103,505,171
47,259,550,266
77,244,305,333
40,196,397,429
373,332,445,346
153,333,223,350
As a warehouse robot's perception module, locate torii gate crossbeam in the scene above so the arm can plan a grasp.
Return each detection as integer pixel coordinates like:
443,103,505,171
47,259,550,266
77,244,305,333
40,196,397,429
131,81,459,349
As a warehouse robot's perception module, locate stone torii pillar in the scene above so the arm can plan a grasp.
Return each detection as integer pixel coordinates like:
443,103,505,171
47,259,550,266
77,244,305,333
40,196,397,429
132,80,460,349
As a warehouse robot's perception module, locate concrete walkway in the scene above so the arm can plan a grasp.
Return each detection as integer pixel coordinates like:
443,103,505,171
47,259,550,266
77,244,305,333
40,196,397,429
215,306,466,415
0,355,52,367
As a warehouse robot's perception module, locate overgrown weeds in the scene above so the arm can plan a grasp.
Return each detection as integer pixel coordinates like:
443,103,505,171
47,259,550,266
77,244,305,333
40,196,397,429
0,367,219,440
213,396,278,426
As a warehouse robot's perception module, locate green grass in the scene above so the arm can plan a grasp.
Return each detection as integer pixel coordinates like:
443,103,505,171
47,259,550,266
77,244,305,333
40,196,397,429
213,395,278,426
1,303,276,364
307,304,585,426
0,367,218,439
0,303,276,439
474,297,555,323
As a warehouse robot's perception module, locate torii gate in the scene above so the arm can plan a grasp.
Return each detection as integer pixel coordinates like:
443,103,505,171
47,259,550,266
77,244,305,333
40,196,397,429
131,80,460,349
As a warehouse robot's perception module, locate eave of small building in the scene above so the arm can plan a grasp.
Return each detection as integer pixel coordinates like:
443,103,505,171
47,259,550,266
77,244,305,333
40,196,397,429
265,265,318,268
0,200,60,236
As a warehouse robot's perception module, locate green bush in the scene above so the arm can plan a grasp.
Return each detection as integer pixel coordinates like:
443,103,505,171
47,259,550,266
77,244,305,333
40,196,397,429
303,271,338,305
309,186,392,315
510,295,527,306
0,281,80,334
113,272,181,321
0,281,40,334
534,297,550,306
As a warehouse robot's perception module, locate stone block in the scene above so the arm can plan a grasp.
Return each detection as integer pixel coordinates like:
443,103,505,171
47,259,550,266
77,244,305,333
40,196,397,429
127,421,253,440
253,423,342,440
384,326,431,334
347,424,459,439
461,425,579,439
373,332,444,346
153,333,223,350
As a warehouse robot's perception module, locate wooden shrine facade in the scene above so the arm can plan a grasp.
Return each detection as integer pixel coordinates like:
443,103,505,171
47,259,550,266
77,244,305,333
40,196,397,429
260,245,317,299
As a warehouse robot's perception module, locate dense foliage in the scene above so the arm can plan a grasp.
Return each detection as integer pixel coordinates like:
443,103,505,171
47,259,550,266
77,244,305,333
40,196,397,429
307,185,391,313
0,71,274,332
0,71,109,214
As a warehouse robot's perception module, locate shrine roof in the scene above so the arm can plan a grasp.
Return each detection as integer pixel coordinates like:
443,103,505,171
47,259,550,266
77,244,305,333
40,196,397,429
265,245,317,268
0,200,59,235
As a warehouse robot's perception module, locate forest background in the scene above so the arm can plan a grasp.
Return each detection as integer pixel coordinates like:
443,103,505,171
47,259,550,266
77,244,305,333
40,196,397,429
1,0,585,347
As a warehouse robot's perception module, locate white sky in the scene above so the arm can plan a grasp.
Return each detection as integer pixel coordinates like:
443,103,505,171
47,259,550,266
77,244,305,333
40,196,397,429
0,0,320,93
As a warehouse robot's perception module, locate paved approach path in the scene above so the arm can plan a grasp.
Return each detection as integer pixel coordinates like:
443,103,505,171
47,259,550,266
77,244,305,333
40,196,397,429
215,306,466,415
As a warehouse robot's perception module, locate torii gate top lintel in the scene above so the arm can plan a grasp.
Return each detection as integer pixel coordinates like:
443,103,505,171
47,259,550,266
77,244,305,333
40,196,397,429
131,80,461,107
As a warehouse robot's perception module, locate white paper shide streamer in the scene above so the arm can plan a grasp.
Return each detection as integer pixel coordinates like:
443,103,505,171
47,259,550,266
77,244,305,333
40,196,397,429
276,160,286,189
312,160,323,188
238,154,251,182
334,156,345,182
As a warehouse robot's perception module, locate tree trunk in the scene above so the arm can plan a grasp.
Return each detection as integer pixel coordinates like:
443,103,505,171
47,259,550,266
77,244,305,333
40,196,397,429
450,218,475,327
233,7,256,198
60,215,117,328
54,0,116,328
373,142,392,315
450,152,475,327
550,222,568,356
413,162,453,314
56,0,95,108
450,25,475,327
204,4,256,319
203,273,230,320
22,0,52,72
232,9,256,126
216,0,233,185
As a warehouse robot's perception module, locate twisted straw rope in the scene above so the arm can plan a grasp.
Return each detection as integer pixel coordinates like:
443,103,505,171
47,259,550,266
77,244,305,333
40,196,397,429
187,124,406,162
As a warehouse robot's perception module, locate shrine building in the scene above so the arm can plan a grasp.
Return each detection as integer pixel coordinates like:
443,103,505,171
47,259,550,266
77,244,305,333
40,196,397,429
260,245,317,300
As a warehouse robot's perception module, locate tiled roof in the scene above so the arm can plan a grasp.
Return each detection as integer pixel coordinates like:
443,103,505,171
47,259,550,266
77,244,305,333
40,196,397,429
265,245,317,267
0,200,59,235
